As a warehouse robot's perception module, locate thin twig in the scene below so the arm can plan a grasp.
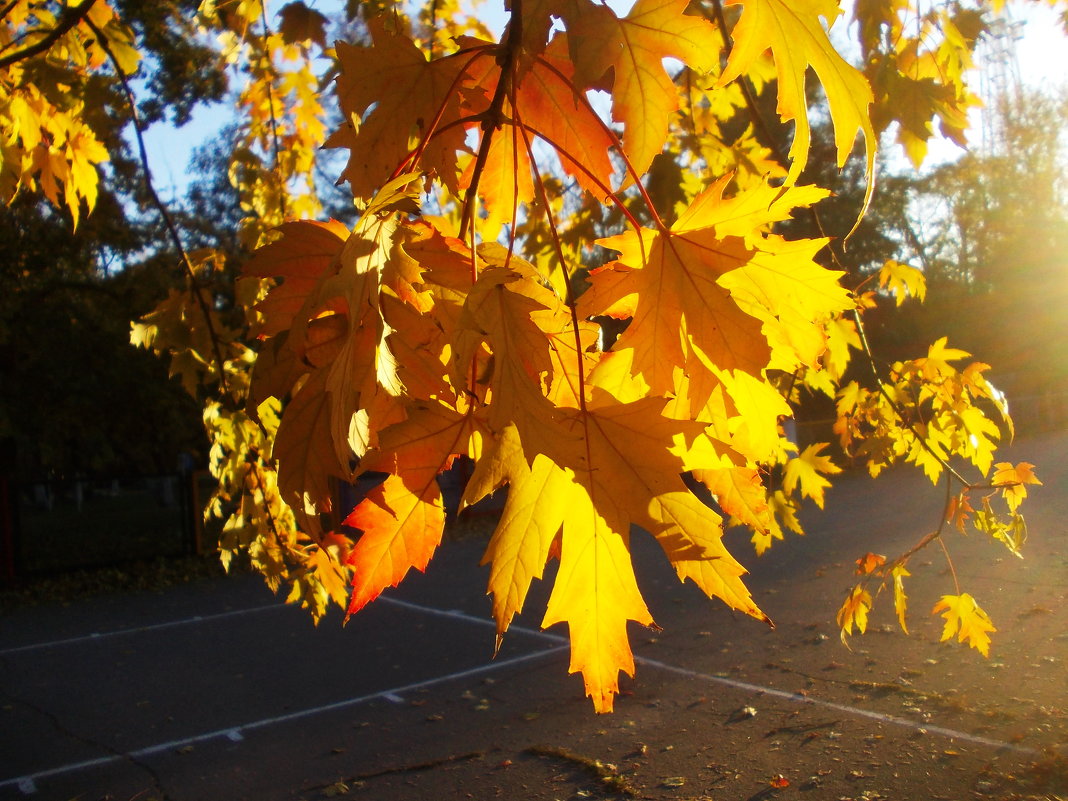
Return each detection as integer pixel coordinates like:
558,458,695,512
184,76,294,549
458,0,523,241
850,307,970,487
84,16,232,398
258,2,287,219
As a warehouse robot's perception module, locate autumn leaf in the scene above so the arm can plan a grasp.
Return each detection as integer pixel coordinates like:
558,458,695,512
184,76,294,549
720,0,876,213
933,593,996,657
854,552,886,575
991,461,1042,513
892,564,910,634
783,443,841,508
564,0,721,180
837,585,872,645
878,260,927,306
477,438,572,647
243,219,349,337
278,1,329,47
690,464,772,536
328,20,484,198
584,221,771,398
346,401,477,614
542,480,652,713
345,473,446,615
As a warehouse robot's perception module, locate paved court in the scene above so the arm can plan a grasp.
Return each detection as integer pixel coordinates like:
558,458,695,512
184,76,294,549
1,433,1065,801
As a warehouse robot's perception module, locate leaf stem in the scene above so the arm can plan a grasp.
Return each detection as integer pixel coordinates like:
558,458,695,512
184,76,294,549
850,307,971,487
458,0,523,242
517,108,587,409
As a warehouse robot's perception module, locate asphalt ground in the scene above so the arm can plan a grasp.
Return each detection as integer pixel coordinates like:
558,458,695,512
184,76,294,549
1,431,1066,801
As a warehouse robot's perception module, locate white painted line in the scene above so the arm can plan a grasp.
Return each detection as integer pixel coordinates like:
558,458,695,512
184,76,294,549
382,597,1040,756
631,654,1039,755
0,603,285,656
0,644,568,794
381,692,406,703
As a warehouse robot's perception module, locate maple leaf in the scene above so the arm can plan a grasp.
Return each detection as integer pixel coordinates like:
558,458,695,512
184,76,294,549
915,336,970,382
346,402,477,614
271,369,348,513
516,39,617,198
584,223,770,398
783,443,841,509
878,260,927,306
991,461,1042,514
542,481,653,713
328,20,484,198
933,593,996,657
854,552,886,575
454,264,566,455
278,1,329,48
474,428,572,648
564,0,721,180
720,0,876,212
690,465,772,536
243,219,349,337
837,585,872,645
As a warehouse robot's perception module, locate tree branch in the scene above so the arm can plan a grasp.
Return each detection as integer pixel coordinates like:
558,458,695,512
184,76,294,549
0,0,98,69
83,16,232,398
458,0,522,242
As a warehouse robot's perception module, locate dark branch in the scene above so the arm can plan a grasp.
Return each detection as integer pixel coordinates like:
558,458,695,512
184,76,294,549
0,0,98,70
82,15,233,399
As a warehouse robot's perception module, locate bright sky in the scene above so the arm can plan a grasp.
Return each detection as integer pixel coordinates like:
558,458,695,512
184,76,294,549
138,0,1067,201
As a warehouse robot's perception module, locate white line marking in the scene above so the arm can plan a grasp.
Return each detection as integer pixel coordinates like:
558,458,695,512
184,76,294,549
225,730,244,742
0,644,567,794
631,654,1038,755
0,603,284,656
381,693,405,703
381,597,1040,756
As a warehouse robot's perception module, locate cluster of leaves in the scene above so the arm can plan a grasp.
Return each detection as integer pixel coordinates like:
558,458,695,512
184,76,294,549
4,0,1059,711
0,1,137,225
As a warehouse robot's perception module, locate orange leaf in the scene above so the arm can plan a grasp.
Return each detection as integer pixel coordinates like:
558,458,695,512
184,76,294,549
243,219,349,337
344,473,445,615
854,552,886,575
346,402,477,613
329,21,485,198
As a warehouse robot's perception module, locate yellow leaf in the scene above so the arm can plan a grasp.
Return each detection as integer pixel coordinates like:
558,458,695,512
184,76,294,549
878,260,926,306
565,0,721,180
783,442,841,508
720,0,876,218
891,564,910,634
837,585,872,645
541,481,653,713
932,593,995,657
991,461,1042,514
467,425,571,645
